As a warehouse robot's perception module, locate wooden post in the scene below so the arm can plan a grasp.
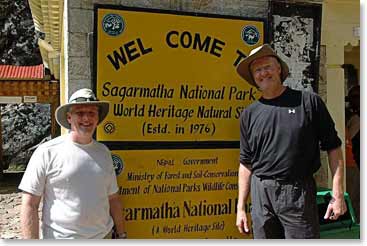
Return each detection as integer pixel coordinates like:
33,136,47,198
50,81,60,138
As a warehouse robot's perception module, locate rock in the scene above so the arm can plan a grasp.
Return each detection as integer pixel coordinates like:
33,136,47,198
6,197,14,204
0,0,43,65
1,104,51,170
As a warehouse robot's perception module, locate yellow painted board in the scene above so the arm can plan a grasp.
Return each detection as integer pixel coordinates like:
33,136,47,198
112,149,252,239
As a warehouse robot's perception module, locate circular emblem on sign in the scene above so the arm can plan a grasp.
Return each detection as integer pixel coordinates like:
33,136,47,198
104,122,115,134
111,154,124,176
241,26,260,45
102,14,125,36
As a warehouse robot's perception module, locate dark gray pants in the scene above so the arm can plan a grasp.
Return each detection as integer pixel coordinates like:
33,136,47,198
250,175,320,239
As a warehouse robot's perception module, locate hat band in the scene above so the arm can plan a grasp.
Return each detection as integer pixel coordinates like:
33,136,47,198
70,97,97,103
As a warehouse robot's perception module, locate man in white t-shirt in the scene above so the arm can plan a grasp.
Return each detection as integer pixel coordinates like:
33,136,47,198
19,88,126,239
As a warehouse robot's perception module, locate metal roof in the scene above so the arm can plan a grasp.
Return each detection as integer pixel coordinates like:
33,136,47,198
0,64,44,80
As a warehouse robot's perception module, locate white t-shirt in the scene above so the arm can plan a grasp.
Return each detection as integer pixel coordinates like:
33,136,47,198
19,134,119,239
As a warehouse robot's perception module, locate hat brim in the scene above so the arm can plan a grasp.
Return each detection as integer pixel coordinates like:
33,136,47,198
236,45,289,87
55,101,110,129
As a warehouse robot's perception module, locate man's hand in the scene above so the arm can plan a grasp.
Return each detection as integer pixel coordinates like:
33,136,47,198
236,164,251,234
324,196,347,220
109,193,125,237
325,147,347,220
236,209,250,234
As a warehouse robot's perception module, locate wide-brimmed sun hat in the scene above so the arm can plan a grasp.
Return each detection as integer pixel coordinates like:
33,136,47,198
236,44,289,87
55,88,109,129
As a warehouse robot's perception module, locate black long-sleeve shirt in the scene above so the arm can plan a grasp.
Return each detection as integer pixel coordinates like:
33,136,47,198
239,87,341,180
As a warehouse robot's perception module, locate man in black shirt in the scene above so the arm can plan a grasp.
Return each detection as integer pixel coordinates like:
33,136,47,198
235,44,346,239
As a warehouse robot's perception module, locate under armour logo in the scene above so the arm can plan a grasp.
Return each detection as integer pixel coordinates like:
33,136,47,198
288,109,296,114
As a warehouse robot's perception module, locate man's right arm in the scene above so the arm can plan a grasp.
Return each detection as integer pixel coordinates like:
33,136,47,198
236,163,252,234
20,192,41,239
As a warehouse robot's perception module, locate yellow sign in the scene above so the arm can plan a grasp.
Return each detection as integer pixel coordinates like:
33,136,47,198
112,149,251,239
95,6,264,142
95,6,265,239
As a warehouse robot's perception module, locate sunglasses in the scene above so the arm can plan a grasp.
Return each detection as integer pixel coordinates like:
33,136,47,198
70,97,98,103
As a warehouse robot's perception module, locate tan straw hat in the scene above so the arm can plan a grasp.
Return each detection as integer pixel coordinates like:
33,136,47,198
236,44,289,87
55,88,109,129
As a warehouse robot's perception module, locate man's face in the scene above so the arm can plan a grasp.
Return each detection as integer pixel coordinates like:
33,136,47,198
67,105,99,137
250,56,282,91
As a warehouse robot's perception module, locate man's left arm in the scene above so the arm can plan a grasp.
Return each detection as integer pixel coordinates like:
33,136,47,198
324,147,347,220
109,193,126,238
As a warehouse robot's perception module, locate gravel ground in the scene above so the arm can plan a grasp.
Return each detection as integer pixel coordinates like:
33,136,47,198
0,191,22,239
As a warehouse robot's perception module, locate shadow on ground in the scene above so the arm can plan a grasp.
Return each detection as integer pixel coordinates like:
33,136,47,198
0,171,24,194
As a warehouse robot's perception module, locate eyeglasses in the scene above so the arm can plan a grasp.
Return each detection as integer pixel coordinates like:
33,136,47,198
70,97,97,103
71,111,98,118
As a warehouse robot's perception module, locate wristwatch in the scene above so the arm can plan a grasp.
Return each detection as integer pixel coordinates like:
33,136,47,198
116,232,127,239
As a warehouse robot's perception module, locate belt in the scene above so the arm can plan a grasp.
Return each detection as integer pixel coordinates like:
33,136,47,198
256,175,309,184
